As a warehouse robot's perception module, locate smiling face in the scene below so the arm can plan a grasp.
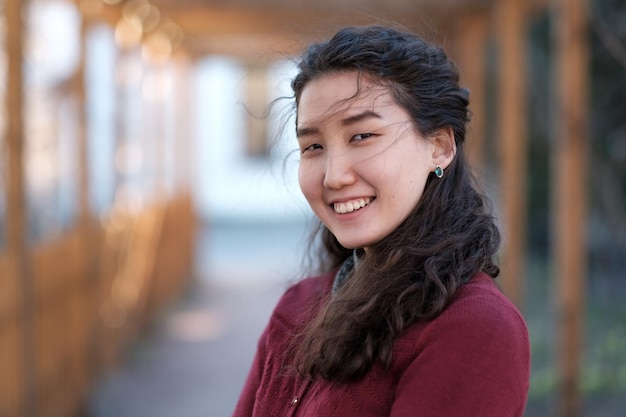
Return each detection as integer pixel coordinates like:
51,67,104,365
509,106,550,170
297,71,441,250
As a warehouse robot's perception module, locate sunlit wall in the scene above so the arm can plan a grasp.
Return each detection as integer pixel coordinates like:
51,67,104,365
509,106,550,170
194,57,308,222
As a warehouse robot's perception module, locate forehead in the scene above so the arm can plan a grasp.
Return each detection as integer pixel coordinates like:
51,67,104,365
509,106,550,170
297,72,395,126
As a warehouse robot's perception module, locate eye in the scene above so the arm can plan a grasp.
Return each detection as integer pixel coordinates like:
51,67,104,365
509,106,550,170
301,143,323,154
352,133,375,141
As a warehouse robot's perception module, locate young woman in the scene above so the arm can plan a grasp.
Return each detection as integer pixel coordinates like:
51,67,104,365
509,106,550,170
232,25,530,417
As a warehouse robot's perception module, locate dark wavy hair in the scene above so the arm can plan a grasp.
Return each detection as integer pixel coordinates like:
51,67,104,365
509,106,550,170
290,25,501,382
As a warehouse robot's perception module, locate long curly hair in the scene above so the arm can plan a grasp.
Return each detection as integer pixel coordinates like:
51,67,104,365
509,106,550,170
290,25,501,382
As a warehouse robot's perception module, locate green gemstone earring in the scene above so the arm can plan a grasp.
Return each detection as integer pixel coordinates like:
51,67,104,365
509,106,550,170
434,165,444,178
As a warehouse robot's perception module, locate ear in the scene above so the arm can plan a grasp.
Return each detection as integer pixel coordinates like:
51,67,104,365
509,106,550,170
430,127,456,170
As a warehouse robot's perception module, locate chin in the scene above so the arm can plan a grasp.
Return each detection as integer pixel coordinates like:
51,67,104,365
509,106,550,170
335,236,378,250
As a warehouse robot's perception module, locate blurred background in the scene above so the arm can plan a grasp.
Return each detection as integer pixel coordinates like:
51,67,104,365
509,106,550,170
0,0,624,416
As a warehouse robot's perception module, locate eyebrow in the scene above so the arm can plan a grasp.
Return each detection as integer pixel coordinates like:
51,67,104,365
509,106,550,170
340,110,382,126
296,110,382,139
296,126,318,140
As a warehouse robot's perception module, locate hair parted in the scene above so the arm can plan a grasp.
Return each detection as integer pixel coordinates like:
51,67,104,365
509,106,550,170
290,25,501,382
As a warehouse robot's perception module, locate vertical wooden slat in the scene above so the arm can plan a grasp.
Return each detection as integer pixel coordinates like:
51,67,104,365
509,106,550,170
174,52,193,190
75,8,91,403
114,49,129,200
0,258,21,417
153,63,167,197
454,12,489,174
245,63,269,157
6,0,36,416
74,2,99,412
76,2,90,226
552,0,589,415
494,0,528,308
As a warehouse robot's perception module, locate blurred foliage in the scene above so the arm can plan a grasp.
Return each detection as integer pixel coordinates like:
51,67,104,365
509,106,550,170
586,0,626,285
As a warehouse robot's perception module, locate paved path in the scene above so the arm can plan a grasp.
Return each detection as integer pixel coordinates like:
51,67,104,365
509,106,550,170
89,220,309,417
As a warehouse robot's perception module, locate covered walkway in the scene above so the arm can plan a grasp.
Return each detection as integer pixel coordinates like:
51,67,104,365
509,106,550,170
88,221,307,417
1,1,600,417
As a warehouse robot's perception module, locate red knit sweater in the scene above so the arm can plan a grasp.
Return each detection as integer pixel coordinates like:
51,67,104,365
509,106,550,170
232,271,530,417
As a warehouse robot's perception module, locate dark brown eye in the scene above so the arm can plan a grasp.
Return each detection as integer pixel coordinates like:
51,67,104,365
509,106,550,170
302,143,323,153
352,133,374,141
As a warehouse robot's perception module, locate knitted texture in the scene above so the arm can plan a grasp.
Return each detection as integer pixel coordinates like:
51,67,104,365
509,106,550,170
232,272,530,417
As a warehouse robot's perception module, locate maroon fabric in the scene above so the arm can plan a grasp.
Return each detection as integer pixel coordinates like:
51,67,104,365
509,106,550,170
232,272,530,417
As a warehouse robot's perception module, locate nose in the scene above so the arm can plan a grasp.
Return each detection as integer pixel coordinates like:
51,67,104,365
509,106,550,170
323,153,357,190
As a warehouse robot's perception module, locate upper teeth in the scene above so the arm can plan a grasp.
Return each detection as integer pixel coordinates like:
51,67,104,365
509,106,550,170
333,198,371,214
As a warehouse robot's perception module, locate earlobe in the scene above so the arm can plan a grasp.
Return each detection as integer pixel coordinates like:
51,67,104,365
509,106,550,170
431,127,456,170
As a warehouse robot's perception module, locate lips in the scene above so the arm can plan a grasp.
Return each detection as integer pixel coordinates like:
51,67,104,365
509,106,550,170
332,197,372,214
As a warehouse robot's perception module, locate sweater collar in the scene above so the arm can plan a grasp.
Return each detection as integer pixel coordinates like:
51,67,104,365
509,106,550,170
332,249,362,294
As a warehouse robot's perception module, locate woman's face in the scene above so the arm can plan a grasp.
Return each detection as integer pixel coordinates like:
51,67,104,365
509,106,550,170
297,71,438,250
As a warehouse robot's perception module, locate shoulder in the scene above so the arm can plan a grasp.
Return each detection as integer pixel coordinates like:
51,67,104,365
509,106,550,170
391,273,530,416
399,272,529,356
439,272,528,338
417,273,530,377
270,271,335,325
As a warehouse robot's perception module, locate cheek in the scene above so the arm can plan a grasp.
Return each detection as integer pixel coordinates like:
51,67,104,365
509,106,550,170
387,157,429,207
298,161,319,201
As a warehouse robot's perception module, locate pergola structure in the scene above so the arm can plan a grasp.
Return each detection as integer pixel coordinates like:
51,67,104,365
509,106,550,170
2,0,588,416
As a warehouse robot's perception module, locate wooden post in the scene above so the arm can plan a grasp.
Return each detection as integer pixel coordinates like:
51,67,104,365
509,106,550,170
173,52,192,191
552,0,589,415
75,2,102,408
154,63,167,197
454,12,489,175
75,2,90,227
494,0,528,308
5,0,36,415
114,49,127,202
244,63,270,158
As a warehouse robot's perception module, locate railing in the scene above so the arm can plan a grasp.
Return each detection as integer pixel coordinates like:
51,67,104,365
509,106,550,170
0,192,196,417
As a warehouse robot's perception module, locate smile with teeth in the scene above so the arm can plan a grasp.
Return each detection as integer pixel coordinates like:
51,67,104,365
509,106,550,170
333,198,372,214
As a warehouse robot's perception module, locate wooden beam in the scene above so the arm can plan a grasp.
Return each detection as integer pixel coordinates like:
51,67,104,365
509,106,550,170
494,0,528,308
152,2,449,39
150,4,465,59
97,1,505,60
552,0,589,415
5,0,36,415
